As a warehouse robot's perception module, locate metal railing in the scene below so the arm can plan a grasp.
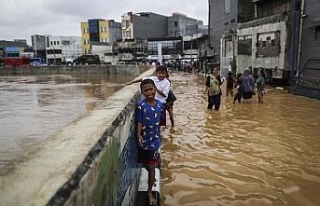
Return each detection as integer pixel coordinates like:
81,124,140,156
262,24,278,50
295,59,320,89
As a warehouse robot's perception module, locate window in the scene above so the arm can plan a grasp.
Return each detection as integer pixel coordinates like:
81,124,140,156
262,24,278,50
225,0,231,13
238,35,252,55
57,41,59,45
282,4,290,12
46,37,50,47
257,32,280,57
83,28,86,33
262,41,266,47
174,21,178,27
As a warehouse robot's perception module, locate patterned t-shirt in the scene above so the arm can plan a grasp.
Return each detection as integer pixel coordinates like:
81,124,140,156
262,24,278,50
136,99,163,150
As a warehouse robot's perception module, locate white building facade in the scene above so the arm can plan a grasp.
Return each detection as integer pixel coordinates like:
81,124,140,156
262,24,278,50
46,35,82,65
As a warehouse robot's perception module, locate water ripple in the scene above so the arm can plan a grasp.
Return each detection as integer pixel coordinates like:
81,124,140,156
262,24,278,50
161,73,320,206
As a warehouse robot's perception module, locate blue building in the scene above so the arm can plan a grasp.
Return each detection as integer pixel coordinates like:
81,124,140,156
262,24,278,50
0,40,28,57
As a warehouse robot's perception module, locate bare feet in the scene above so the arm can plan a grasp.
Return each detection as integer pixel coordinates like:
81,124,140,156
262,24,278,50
148,191,156,205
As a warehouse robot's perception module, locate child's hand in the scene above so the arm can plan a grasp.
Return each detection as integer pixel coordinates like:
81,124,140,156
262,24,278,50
137,135,143,147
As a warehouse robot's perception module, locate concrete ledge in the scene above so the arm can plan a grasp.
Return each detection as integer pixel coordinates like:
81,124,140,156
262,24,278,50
0,67,155,206
0,65,150,75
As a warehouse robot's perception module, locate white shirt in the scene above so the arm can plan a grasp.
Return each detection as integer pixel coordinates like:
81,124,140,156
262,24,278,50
143,76,171,103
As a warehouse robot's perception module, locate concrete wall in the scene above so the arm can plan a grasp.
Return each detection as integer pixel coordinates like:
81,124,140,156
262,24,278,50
0,65,150,76
293,0,320,99
299,0,320,71
209,0,238,62
0,68,155,206
237,20,289,78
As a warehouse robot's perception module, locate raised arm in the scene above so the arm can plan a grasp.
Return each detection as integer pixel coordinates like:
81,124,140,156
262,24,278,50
126,77,143,85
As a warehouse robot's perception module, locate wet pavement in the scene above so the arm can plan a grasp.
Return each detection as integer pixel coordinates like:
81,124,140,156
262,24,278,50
0,73,136,173
161,73,320,206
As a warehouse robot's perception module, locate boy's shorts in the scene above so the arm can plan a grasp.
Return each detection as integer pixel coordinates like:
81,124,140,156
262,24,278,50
138,148,160,165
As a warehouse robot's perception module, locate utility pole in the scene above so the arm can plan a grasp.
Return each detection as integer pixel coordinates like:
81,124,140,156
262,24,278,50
290,0,297,92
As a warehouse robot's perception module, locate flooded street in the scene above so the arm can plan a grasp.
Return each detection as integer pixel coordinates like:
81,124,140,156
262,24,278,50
0,73,136,172
161,73,320,206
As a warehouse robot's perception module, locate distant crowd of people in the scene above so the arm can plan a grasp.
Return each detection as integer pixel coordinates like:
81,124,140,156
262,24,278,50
205,67,266,110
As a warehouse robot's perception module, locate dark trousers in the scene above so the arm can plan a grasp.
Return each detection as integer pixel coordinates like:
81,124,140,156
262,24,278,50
207,94,221,110
233,93,242,103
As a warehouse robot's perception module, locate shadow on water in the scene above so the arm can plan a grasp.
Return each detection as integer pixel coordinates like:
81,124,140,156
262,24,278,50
0,73,135,173
161,73,320,206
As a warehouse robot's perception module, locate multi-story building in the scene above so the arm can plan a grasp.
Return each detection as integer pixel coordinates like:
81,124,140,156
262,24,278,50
121,12,168,40
31,35,46,60
147,36,183,63
45,35,82,65
298,0,320,71
237,0,292,80
208,0,240,76
80,19,121,54
209,0,297,80
120,11,206,64
113,39,148,63
168,12,204,37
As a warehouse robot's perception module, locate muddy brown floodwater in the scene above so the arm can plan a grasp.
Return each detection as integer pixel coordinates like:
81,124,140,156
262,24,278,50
161,73,320,206
0,73,136,173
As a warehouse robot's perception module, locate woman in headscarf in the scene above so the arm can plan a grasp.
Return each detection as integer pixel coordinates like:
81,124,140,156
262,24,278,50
239,68,254,103
205,67,222,110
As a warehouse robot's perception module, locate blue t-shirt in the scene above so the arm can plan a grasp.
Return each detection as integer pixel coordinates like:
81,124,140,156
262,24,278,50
136,99,163,150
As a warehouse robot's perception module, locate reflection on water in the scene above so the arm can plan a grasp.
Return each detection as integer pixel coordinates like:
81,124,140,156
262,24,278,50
0,73,135,172
161,73,320,206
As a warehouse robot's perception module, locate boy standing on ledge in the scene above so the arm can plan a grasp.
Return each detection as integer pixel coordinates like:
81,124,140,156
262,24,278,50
127,66,170,126
136,79,164,205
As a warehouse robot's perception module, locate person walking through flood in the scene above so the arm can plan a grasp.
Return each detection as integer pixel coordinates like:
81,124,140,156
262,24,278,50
164,69,176,127
239,68,254,103
226,71,234,97
256,69,266,103
233,78,243,104
205,67,222,110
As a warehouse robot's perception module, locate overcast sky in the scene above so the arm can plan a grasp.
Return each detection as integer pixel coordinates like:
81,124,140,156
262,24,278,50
0,0,208,45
